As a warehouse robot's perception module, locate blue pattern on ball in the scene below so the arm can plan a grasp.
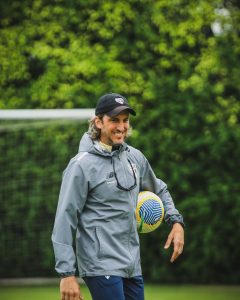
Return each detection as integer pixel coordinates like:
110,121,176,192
139,199,162,225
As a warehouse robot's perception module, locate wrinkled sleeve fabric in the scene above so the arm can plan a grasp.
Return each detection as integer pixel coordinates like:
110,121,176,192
51,157,88,276
139,153,184,227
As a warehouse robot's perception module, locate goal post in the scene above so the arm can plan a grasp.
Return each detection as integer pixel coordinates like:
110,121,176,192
0,108,94,278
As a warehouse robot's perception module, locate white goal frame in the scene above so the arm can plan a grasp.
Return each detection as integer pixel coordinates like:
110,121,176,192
0,109,95,120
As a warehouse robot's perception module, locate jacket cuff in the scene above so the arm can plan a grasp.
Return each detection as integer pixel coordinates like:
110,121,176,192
167,215,185,228
59,272,76,278
172,220,185,228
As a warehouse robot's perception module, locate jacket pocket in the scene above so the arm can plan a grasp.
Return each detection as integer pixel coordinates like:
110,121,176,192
95,226,124,260
95,226,105,259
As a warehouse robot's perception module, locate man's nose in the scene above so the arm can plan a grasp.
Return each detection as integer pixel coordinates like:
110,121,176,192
116,122,126,131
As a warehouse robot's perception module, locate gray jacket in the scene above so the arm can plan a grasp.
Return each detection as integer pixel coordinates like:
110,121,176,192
52,133,184,278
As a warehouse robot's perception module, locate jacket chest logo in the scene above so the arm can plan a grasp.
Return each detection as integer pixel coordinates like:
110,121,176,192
106,163,137,182
106,172,114,179
106,172,115,184
128,163,137,178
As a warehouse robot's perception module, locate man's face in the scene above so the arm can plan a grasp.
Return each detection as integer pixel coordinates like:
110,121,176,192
96,111,130,146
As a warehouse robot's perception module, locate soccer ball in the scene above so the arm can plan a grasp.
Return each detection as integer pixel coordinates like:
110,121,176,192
136,191,164,233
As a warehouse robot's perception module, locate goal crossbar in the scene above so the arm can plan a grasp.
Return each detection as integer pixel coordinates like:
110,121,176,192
0,109,95,120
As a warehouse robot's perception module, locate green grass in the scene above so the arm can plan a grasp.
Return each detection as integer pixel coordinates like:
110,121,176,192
0,285,240,300
144,285,240,300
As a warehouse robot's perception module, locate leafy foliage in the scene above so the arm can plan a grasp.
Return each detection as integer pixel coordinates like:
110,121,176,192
0,0,240,283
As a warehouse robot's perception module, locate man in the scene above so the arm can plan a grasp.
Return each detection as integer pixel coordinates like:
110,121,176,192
52,93,184,300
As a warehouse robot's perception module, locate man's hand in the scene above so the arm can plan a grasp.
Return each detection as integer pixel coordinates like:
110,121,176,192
60,276,84,300
164,223,184,263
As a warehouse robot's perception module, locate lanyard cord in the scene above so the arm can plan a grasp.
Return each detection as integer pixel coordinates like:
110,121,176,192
112,158,137,191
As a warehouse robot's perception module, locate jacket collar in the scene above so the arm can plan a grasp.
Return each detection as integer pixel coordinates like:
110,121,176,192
78,133,128,157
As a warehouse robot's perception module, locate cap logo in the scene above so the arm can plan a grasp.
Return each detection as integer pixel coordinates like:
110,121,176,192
115,97,124,104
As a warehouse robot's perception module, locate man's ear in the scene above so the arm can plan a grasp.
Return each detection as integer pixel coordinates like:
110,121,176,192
95,117,103,129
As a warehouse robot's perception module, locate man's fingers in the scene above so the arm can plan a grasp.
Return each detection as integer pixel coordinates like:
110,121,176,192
62,292,70,300
72,288,81,300
69,289,76,300
164,233,173,249
170,250,179,263
61,289,83,300
170,249,180,263
60,277,82,300
164,223,184,262
61,290,81,300
170,239,184,262
61,291,69,300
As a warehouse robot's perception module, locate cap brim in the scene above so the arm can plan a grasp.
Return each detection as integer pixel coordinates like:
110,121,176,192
106,106,136,117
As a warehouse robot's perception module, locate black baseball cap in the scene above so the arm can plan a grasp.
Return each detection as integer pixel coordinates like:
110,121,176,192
95,93,136,117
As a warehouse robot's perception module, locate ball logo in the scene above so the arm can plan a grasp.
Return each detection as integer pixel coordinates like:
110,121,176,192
115,97,124,104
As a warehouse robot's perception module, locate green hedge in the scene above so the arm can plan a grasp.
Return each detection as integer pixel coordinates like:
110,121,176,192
0,0,240,283
1,115,239,283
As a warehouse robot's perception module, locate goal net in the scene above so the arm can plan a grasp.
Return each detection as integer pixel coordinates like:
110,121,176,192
0,109,94,278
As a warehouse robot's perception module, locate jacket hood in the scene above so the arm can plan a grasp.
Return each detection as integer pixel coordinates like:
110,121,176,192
78,133,95,153
78,133,128,156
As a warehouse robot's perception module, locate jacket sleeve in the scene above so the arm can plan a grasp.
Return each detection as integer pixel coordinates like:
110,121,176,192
139,154,184,227
51,157,88,276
